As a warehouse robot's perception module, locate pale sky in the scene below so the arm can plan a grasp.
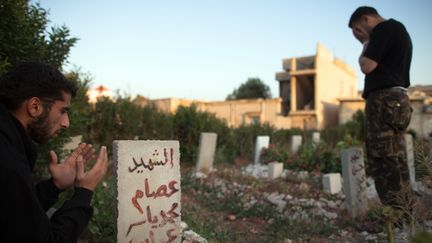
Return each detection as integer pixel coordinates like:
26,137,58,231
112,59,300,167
36,0,432,101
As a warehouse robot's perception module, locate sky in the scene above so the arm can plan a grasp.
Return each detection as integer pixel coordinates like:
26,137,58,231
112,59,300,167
36,0,432,101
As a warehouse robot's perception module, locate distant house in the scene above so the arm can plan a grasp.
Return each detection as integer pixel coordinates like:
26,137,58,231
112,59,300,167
275,43,358,129
87,85,114,104
131,43,432,138
136,43,358,130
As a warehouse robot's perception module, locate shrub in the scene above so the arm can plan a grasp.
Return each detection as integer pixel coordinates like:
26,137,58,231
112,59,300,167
173,104,230,164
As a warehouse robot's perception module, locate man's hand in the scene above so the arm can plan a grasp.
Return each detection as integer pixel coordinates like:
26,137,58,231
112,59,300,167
352,26,369,44
75,146,108,191
49,143,95,190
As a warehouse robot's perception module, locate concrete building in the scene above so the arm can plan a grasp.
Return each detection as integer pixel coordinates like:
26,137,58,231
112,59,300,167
275,43,358,129
131,44,431,138
135,43,358,130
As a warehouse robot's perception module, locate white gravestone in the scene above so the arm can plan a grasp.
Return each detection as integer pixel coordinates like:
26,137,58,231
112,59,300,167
312,132,320,144
291,135,302,154
341,147,368,218
404,134,415,185
254,136,270,164
322,173,342,194
114,140,181,243
268,162,284,180
196,133,217,173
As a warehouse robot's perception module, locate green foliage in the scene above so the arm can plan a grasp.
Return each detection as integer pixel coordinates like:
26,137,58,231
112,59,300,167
226,77,272,100
1,0,81,178
173,104,230,164
84,174,116,242
321,110,365,147
0,0,78,74
228,123,274,161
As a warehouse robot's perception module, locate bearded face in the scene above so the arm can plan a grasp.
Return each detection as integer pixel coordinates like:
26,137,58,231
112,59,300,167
28,102,54,144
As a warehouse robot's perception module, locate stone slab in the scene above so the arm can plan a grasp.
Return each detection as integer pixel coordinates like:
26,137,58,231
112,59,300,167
268,162,284,180
405,134,415,185
322,173,342,194
291,135,302,153
196,133,217,173
254,136,270,164
341,147,368,218
114,140,181,243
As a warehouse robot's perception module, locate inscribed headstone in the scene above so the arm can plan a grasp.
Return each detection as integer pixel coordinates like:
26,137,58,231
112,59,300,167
268,162,284,180
114,140,181,243
291,135,302,153
196,133,217,173
322,173,342,194
404,133,415,185
341,147,368,218
254,136,270,164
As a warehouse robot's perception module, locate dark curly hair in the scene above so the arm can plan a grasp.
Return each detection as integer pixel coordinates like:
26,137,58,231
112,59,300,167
0,61,77,111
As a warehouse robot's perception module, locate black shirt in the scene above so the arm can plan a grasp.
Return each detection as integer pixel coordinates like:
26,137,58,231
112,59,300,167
0,104,93,243
362,18,412,99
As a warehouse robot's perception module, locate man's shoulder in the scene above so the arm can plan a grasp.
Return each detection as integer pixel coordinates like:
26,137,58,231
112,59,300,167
382,18,407,31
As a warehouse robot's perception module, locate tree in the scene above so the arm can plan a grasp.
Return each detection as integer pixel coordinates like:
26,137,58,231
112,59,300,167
0,0,78,75
226,78,272,100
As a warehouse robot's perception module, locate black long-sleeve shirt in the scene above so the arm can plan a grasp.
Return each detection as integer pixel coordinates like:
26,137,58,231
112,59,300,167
0,104,93,243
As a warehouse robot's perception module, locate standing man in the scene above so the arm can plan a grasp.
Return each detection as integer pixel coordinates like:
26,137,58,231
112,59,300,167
348,7,413,212
0,62,108,242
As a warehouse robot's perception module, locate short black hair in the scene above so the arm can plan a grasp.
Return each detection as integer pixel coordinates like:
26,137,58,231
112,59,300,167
0,61,77,111
348,6,379,28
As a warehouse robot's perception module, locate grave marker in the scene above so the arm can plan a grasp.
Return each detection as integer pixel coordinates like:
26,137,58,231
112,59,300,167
114,140,181,243
254,136,270,164
341,147,368,218
196,133,217,173
322,173,342,194
312,132,320,144
291,135,302,153
405,133,415,185
268,162,284,180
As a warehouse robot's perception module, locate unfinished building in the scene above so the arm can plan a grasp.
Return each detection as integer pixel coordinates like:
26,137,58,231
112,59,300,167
276,43,358,129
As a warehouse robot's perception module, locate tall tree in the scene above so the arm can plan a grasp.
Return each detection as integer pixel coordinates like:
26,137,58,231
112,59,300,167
226,77,272,100
0,0,77,74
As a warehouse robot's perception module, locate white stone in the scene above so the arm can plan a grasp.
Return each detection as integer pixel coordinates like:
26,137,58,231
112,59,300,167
404,133,416,185
254,136,270,164
341,147,368,218
182,230,208,243
196,133,217,173
268,162,284,179
322,173,342,194
114,140,181,243
291,135,302,153
312,132,320,144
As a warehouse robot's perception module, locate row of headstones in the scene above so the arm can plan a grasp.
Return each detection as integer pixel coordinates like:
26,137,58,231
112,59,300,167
111,133,415,241
253,133,416,219
254,133,320,164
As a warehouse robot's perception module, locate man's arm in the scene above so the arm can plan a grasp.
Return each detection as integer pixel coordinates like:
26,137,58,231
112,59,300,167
359,56,378,74
359,41,378,74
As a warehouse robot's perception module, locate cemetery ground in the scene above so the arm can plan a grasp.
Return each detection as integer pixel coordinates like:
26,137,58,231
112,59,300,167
77,139,432,243
179,163,432,243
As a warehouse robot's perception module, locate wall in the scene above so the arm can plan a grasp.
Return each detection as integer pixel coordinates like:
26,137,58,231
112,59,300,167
314,43,357,129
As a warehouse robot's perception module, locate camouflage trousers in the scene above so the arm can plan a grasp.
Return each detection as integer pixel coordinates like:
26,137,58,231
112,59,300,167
365,87,413,208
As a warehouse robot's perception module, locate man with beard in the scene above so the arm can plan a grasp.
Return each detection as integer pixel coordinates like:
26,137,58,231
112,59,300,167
0,62,108,242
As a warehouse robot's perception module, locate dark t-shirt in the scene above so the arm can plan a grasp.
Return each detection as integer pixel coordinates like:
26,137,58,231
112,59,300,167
362,18,412,99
